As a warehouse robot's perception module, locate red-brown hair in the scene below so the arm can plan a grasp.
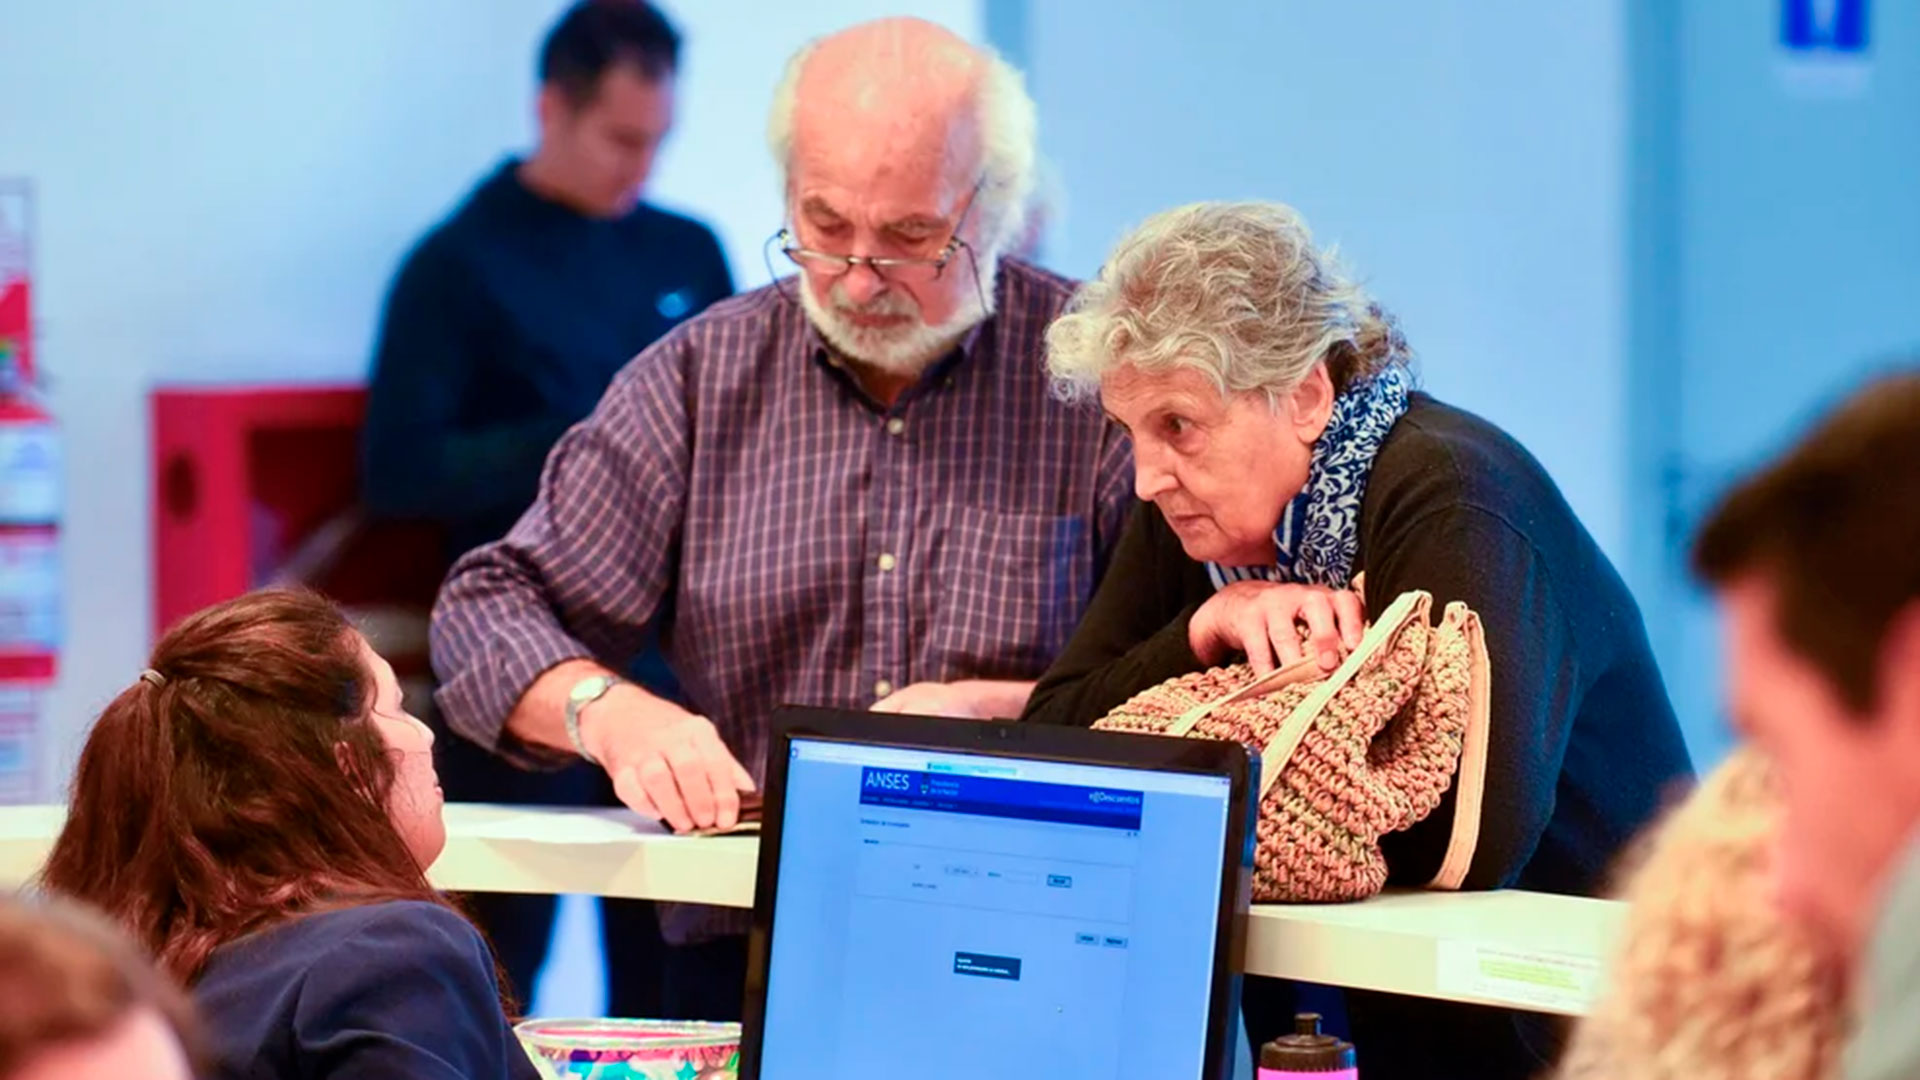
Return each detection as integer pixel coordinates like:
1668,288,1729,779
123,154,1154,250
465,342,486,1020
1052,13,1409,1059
0,895,204,1076
39,588,463,986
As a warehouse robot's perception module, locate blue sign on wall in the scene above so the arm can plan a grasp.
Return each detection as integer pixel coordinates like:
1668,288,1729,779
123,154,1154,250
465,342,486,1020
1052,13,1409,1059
1782,0,1869,53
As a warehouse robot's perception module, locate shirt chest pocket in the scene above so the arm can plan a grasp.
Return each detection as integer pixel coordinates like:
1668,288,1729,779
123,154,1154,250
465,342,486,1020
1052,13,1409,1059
927,509,1093,680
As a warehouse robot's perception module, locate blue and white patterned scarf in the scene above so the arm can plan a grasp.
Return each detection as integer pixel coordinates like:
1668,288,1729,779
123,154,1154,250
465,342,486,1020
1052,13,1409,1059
1206,363,1413,590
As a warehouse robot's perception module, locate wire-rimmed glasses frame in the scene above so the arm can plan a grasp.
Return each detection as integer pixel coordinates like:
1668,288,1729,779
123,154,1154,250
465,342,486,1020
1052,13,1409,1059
764,178,989,313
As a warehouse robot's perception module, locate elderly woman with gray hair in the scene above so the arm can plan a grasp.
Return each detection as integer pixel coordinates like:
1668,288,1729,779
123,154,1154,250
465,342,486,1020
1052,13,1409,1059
1023,202,1692,1079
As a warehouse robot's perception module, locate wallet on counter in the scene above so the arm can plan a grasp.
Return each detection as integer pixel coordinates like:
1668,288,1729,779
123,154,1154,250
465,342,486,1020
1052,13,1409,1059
681,790,763,837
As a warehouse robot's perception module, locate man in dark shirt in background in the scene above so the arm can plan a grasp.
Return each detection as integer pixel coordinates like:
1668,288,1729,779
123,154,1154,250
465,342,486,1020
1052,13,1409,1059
360,0,732,1018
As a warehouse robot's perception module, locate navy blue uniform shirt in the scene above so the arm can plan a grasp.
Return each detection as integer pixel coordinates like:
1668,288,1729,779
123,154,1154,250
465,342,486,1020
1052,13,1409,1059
362,158,733,558
195,900,540,1080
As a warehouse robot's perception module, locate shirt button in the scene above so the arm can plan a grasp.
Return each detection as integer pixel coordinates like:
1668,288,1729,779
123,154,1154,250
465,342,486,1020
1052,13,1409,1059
875,679,895,699
886,418,906,436
877,553,897,572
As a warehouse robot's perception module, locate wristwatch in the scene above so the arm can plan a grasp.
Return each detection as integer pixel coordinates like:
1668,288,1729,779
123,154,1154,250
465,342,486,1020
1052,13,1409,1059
564,674,623,764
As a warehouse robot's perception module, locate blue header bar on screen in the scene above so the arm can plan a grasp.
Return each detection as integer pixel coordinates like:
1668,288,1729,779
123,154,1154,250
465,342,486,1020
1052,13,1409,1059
859,767,1144,830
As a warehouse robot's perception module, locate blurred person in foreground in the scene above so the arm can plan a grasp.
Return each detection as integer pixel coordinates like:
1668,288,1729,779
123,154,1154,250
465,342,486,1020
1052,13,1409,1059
1692,367,1920,1080
1555,746,1849,1080
40,589,538,1079
361,0,731,1014
430,16,1131,1020
0,895,198,1080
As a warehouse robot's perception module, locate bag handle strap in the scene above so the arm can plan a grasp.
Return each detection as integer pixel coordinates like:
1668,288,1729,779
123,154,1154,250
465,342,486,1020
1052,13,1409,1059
1257,590,1430,799
1164,579,1385,739
1163,656,1323,739
1426,604,1492,891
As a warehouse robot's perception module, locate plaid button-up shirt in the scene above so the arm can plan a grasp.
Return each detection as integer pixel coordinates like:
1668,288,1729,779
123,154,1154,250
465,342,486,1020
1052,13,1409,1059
430,258,1133,940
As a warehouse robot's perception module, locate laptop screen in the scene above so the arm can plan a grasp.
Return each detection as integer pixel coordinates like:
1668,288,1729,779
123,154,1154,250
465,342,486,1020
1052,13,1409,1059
756,736,1237,1079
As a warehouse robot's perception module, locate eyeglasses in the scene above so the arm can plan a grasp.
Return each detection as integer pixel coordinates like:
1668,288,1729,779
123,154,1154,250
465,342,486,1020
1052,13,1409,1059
766,178,985,288
776,232,971,285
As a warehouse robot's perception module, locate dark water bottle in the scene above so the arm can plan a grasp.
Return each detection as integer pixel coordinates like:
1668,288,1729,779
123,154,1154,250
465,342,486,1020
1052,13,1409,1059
1258,1013,1357,1079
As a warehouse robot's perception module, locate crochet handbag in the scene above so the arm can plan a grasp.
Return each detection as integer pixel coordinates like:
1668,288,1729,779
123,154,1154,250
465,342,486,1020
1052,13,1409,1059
1094,589,1492,902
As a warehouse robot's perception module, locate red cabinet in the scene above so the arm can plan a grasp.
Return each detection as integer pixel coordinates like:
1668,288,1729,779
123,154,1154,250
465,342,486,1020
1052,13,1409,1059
150,386,443,673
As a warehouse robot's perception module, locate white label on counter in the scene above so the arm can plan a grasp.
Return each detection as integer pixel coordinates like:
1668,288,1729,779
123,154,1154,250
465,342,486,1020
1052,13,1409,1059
1434,940,1603,1014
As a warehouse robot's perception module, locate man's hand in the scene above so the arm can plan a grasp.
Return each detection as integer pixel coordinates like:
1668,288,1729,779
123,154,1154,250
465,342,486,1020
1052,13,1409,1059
1188,581,1366,674
578,683,755,833
870,679,1035,720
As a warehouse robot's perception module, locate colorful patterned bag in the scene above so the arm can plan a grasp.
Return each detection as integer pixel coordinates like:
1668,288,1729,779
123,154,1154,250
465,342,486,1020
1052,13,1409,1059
1094,589,1491,902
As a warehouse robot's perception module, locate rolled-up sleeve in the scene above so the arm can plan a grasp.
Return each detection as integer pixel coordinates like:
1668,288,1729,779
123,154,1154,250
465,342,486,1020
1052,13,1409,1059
429,332,693,767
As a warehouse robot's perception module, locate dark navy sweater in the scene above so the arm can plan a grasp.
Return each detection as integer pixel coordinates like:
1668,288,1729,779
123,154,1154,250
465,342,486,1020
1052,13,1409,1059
362,159,733,558
194,901,539,1080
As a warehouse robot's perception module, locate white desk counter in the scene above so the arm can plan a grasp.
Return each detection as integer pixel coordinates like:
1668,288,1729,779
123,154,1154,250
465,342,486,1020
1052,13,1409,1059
1,803,1622,1016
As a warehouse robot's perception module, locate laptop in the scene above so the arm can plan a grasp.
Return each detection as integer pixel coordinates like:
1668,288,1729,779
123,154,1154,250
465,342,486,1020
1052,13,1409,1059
739,707,1256,1080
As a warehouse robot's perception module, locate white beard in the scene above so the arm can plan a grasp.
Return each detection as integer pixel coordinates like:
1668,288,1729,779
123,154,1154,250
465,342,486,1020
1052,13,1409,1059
799,255,1000,377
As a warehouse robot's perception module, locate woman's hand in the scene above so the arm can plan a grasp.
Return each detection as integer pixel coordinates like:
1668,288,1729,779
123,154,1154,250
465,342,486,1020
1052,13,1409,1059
1188,581,1366,674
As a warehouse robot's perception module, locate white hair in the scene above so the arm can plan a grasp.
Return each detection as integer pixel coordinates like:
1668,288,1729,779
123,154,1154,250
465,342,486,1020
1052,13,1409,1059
765,36,1037,256
799,258,999,377
1045,201,1408,404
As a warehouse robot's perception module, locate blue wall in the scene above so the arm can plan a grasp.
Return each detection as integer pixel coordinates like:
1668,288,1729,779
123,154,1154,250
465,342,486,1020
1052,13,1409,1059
1016,0,1635,572
1639,0,1920,764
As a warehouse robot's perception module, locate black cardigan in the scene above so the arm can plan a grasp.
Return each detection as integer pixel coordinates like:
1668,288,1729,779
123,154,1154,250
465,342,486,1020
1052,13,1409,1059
1023,393,1694,898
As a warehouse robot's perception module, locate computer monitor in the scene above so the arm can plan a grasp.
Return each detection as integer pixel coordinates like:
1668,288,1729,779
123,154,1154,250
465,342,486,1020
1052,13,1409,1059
740,708,1255,1080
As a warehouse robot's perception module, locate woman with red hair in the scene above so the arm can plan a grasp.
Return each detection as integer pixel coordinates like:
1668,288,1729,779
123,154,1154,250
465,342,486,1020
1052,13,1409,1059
39,588,537,1079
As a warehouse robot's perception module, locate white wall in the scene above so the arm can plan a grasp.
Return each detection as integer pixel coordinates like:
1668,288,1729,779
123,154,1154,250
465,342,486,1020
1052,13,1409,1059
0,0,980,797
1022,0,1630,564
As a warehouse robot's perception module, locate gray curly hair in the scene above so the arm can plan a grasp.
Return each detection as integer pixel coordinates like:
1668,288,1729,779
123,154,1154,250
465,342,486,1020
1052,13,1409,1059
1046,201,1409,403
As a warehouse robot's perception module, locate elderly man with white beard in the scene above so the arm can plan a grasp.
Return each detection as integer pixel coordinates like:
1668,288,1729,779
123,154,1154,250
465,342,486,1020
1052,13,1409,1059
428,17,1131,1019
